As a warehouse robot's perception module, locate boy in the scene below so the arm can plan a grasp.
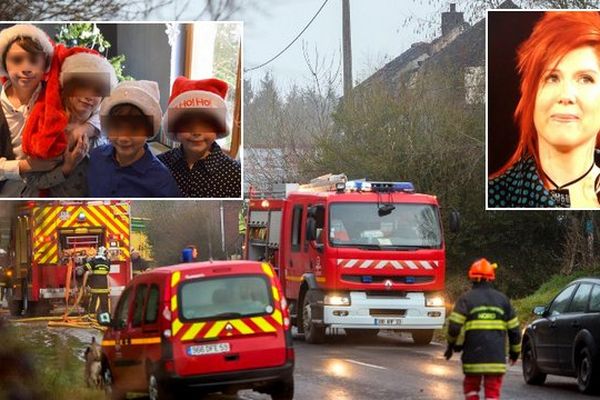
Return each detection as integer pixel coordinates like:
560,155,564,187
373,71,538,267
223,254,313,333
0,24,59,196
88,80,181,197
158,76,240,198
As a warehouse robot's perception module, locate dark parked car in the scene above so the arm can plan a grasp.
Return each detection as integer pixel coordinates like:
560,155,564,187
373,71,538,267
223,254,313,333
522,277,600,394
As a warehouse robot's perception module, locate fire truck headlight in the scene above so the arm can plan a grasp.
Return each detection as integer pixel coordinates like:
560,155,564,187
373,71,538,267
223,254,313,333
426,295,445,307
324,294,351,306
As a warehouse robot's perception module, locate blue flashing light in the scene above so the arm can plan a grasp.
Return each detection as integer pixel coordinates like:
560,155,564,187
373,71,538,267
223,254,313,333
405,276,416,284
361,275,373,283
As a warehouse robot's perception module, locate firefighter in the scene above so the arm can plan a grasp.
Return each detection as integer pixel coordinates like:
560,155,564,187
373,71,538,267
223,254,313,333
83,246,111,317
445,259,521,400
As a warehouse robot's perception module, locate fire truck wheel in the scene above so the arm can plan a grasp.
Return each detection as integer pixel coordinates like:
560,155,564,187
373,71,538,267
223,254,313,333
104,367,126,400
148,371,175,400
302,293,325,344
8,300,22,317
267,376,294,400
411,329,434,345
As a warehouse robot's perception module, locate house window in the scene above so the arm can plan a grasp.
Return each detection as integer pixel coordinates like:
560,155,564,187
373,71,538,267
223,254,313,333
465,66,484,105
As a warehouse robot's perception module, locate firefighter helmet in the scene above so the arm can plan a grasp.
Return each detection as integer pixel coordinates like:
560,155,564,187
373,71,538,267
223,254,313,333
96,246,107,258
468,258,497,281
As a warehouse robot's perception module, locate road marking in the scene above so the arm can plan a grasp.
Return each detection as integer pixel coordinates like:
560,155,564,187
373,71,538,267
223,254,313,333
343,358,387,370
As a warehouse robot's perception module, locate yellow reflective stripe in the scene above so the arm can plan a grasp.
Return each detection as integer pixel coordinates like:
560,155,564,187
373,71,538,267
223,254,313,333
205,321,227,338
463,363,507,374
449,312,466,324
272,286,280,301
171,295,178,312
506,317,519,329
181,322,206,341
89,289,110,294
230,319,254,334
272,309,283,326
251,316,277,333
262,263,274,278
131,337,161,345
172,318,183,336
510,344,522,353
102,340,116,347
465,320,507,331
171,271,181,288
470,306,504,316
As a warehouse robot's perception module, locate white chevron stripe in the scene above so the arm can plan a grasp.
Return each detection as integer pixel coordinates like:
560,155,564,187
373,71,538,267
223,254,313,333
375,260,388,269
405,261,418,269
360,260,374,269
421,261,433,270
337,259,343,265
390,261,403,269
345,259,358,268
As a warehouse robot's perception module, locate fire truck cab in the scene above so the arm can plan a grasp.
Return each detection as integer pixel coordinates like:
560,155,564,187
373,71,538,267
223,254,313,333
246,175,456,345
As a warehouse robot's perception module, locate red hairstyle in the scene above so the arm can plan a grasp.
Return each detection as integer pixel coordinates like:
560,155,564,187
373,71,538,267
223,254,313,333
490,11,600,180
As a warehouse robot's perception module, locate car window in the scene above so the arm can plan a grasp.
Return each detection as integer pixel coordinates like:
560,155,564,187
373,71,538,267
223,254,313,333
548,284,577,316
114,287,133,330
569,283,593,313
590,285,600,313
144,284,160,324
132,284,148,327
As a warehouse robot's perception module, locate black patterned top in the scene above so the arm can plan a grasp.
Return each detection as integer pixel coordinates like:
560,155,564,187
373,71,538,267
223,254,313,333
158,142,241,198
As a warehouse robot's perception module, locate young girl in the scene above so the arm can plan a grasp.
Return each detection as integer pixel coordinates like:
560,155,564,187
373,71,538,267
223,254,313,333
21,45,116,197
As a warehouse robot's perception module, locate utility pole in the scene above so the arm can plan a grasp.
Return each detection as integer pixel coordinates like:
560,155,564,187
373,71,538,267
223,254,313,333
342,0,353,98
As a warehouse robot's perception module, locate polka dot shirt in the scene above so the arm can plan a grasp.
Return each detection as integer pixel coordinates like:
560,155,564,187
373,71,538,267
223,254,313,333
488,157,559,208
158,142,241,198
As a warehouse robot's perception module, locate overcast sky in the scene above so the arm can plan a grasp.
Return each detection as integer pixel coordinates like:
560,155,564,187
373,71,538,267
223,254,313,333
241,0,454,93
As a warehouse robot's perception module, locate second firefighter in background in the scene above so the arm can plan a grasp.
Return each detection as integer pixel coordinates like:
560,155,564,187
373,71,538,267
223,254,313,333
84,246,110,316
445,259,521,400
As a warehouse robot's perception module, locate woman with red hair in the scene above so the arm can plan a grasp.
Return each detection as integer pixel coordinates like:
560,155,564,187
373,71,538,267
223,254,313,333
489,11,600,208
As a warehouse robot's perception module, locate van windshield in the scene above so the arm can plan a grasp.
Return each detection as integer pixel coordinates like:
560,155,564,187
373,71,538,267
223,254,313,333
179,275,273,321
329,203,442,249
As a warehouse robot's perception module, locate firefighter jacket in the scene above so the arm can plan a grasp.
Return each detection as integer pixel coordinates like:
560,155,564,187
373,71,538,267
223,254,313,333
84,256,110,294
446,281,521,375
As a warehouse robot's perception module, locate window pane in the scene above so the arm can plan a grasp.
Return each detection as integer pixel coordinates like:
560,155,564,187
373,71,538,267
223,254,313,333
145,285,160,324
180,275,272,321
291,206,302,251
115,288,132,329
590,285,600,313
569,284,593,313
548,284,577,316
132,285,148,327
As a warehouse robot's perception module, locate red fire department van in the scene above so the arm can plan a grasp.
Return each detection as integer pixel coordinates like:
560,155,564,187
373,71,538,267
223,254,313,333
99,260,294,400
8,201,133,316
245,175,458,345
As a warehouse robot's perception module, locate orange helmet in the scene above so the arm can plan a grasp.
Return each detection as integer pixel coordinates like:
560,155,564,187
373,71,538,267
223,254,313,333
468,258,497,281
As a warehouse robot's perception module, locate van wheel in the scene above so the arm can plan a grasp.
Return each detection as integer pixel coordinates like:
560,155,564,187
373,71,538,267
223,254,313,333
411,330,434,345
522,339,546,385
103,367,125,400
302,293,325,344
148,372,174,400
577,347,600,394
267,377,294,400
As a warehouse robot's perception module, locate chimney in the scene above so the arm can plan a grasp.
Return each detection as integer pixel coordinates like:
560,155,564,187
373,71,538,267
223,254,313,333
441,3,464,36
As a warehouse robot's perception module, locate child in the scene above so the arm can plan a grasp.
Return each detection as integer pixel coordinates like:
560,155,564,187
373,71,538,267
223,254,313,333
158,76,241,198
88,80,181,197
0,24,60,196
22,46,117,197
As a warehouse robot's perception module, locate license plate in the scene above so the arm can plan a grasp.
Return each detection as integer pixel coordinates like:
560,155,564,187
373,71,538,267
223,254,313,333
187,342,230,356
375,318,402,326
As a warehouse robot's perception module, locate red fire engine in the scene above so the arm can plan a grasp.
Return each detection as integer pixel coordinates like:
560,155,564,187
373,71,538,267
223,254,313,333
245,175,458,344
8,201,133,316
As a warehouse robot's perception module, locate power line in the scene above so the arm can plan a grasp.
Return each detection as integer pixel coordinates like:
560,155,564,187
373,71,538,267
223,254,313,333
244,0,330,73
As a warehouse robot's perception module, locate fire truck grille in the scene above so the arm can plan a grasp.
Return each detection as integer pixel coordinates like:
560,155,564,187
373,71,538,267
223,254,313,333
341,275,434,284
369,309,407,317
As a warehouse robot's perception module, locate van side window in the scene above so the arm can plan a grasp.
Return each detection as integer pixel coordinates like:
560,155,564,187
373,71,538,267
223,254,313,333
145,285,160,324
291,205,303,252
114,287,133,330
132,284,148,327
313,205,325,244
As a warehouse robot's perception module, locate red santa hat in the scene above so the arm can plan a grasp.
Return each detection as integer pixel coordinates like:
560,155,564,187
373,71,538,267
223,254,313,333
0,24,54,77
162,76,229,140
100,80,163,137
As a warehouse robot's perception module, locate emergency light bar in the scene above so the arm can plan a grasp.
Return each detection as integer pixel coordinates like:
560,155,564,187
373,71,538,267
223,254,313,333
343,180,415,193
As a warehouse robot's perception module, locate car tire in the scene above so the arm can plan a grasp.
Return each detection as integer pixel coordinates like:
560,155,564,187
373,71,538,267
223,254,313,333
103,367,126,400
522,339,546,385
148,372,175,400
302,293,325,344
267,377,294,400
345,329,379,340
411,330,434,345
577,347,600,394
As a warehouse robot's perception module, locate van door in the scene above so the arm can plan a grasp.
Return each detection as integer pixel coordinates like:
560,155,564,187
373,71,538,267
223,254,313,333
122,283,149,391
109,287,133,381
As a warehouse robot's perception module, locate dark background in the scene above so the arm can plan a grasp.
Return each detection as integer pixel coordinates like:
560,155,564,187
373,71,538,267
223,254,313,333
488,11,544,175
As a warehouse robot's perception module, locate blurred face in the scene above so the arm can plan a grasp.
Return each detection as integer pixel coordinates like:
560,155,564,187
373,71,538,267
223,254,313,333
534,46,600,152
66,86,101,118
5,42,45,93
175,119,218,159
108,120,148,165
